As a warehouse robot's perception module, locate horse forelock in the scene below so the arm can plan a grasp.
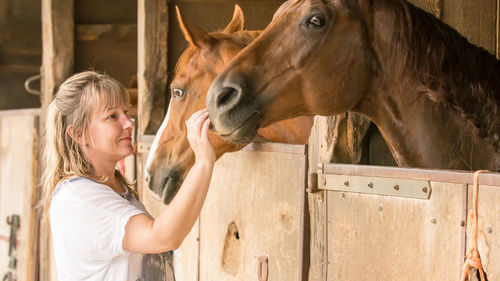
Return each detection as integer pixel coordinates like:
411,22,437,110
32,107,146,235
383,0,500,151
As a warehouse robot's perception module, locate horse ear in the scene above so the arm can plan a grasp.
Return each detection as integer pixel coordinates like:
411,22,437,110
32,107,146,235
176,6,213,49
223,4,245,34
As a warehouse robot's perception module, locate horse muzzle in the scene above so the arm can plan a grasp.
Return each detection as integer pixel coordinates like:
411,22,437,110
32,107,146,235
147,169,183,204
207,75,262,143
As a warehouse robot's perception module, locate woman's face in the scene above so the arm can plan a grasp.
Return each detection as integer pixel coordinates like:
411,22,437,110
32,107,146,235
84,101,135,165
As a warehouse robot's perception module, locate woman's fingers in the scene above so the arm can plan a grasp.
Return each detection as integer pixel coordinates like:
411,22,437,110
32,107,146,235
185,109,215,163
201,118,210,139
186,109,205,127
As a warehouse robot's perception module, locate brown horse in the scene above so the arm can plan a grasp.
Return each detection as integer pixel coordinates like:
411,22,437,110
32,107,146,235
144,6,314,204
206,0,500,172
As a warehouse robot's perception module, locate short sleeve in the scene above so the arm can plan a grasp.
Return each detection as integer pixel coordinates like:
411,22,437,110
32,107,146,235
50,178,146,260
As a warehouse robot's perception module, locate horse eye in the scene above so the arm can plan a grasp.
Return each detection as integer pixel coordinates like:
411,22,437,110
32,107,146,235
172,88,185,99
307,15,326,28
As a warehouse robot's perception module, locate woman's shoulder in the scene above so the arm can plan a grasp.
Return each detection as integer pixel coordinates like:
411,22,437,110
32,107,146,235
53,177,116,200
51,177,136,216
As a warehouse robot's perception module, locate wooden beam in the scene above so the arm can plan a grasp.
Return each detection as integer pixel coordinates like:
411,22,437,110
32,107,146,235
40,1,74,281
441,0,497,54
76,24,137,42
497,0,499,58
41,0,74,109
137,0,168,136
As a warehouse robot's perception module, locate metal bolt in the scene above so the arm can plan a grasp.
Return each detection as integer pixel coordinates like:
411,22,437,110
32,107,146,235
487,226,493,233
342,193,346,199
393,185,399,191
368,182,373,188
378,204,383,211
431,217,437,224
460,220,465,227
323,178,327,186
422,187,428,193
344,181,349,187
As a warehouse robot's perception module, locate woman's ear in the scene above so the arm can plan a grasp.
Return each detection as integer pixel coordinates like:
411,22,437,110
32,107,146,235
66,125,83,145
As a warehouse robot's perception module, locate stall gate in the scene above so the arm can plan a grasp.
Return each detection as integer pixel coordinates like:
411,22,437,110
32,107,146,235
138,141,309,281
307,117,500,281
0,109,40,281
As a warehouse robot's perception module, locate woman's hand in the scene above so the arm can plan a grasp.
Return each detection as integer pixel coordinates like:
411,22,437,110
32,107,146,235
186,109,216,164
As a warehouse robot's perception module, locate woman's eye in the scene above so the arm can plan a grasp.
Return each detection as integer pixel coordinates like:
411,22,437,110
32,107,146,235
172,88,185,99
306,15,326,28
106,114,117,120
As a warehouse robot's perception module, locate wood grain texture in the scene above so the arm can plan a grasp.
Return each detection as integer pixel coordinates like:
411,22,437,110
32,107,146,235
441,0,497,54
326,182,463,281
0,113,38,281
40,1,74,280
137,0,168,135
199,148,307,281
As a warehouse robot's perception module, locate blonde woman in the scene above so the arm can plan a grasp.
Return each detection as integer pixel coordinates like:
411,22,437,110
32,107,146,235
42,71,215,281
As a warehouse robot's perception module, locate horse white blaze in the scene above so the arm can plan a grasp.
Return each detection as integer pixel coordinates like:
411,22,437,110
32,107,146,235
144,99,173,180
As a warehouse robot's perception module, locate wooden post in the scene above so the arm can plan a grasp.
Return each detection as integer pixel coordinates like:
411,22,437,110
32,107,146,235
41,0,74,111
497,0,499,59
137,0,168,136
137,2,172,280
40,1,74,280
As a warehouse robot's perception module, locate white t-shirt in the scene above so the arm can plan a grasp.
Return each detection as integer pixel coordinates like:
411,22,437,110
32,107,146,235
50,177,147,281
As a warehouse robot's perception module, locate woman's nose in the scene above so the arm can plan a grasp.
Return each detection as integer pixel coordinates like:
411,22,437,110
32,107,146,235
123,115,135,129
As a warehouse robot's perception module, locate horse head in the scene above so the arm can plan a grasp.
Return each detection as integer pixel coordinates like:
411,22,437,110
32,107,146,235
206,0,375,143
206,0,500,171
145,5,313,203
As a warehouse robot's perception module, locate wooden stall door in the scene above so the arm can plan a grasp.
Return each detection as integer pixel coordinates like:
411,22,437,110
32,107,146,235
0,109,39,281
199,143,308,281
313,164,500,281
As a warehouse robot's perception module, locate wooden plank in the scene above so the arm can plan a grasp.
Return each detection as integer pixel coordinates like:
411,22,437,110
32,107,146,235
307,116,329,281
75,24,137,42
497,0,500,58
322,163,500,187
0,108,41,116
465,184,500,280
242,142,307,155
408,0,442,17
441,0,497,54
199,148,306,281
137,0,168,135
40,1,74,280
327,181,463,280
0,114,38,281
41,0,74,108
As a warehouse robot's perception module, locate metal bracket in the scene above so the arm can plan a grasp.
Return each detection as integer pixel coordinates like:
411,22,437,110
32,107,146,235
318,174,431,199
258,256,269,281
307,172,319,193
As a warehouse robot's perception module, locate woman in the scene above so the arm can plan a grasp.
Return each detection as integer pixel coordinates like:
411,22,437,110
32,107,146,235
42,71,215,280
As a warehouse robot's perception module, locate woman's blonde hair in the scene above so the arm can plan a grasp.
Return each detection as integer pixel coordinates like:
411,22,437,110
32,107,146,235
42,71,135,212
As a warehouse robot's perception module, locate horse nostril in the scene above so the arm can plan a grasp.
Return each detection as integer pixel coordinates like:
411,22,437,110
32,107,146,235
216,87,239,108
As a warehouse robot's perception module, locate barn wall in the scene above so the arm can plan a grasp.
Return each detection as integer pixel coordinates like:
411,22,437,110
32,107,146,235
74,0,137,86
0,0,41,110
0,109,39,281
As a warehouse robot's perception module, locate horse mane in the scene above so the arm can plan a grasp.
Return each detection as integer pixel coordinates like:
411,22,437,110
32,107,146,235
386,0,500,151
